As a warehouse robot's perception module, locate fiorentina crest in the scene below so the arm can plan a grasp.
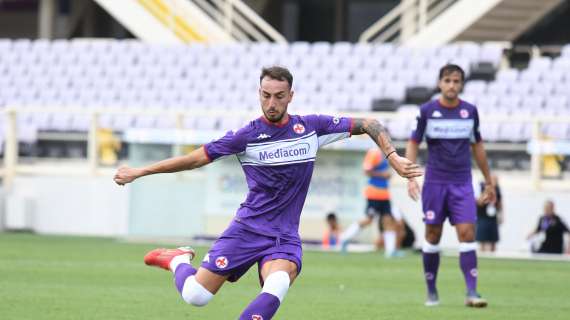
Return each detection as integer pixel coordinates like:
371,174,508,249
215,256,228,269
293,123,305,134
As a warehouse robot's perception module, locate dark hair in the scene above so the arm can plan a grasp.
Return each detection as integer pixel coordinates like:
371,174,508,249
439,64,465,82
260,66,293,88
326,212,337,221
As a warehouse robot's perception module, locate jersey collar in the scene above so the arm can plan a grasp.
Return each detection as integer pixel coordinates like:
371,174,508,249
260,113,290,127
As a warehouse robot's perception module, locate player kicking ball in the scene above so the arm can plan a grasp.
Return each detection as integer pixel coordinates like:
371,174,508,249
114,66,422,319
405,64,496,308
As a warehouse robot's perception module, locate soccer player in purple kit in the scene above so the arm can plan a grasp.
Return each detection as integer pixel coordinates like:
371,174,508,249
405,64,496,308
114,66,423,319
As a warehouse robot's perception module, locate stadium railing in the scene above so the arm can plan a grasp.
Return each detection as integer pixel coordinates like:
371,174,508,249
1,107,569,191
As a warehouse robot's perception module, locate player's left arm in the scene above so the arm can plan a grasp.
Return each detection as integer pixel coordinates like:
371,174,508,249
352,118,422,179
471,142,496,204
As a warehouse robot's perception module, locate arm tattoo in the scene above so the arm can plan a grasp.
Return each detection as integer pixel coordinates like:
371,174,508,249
352,118,396,155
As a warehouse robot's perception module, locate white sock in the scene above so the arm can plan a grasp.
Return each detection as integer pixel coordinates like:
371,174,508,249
261,271,290,303
340,222,361,243
170,254,191,272
182,276,214,306
384,231,396,256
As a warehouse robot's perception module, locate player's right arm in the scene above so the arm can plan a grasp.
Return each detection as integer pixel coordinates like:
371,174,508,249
113,146,210,185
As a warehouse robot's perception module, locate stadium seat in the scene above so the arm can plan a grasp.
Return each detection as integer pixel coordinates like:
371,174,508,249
1,38,564,144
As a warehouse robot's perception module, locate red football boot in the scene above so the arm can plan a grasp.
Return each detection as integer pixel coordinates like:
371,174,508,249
143,247,196,271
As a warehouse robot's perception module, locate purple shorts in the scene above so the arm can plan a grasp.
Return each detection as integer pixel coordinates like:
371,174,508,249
201,220,302,284
421,182,476,225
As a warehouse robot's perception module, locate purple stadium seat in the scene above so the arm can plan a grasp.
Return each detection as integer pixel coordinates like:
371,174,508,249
519,69,541,83
560,44,570,58
311,41,331,56
349,94,373,111
544,123,570,140
464,80,487,95
479,43,503,66
530,82,553,95
528,57,552,70
331,42,353,57
508,82,531,95
539,69,565,83
373,43,395,57
289,42,311,56
352,43,374,57
437,44,460,59
496,69,519,82
486,82,509,95
552,57,570,70
406,56,429,70
382,81,406,101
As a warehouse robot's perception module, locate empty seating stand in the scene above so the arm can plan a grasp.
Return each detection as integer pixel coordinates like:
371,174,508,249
0,39,567,144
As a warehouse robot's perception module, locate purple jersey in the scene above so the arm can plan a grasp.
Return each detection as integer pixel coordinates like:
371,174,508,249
204,114,353,240
411,99,482,184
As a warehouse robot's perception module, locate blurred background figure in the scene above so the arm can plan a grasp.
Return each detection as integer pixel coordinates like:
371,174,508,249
339,148,402,257
527,200,570,254
322,212,340,249
475,175,503,252
97,128,121,166
374,207,416,251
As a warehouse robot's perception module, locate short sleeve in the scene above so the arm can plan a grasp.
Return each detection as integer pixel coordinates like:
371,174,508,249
308,115,353,147
203,128,249,161
471,107,482,143
363,149,382,171
411,107,427,143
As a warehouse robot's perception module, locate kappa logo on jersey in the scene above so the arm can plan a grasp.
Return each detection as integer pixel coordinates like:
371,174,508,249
333,116,340,124
460,109,469,118
426,210,435,220
257,133,271,140
470,268,478,277
293,123,305,134
215,256,229,269
432,110,442,118
252,315,263,320
202,253,210,263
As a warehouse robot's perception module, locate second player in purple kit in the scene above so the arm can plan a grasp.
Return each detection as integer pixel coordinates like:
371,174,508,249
114,66,422,319
406,64,496,308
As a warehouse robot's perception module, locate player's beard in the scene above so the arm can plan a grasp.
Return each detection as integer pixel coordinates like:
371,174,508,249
443,90,458,100
264,108,285,123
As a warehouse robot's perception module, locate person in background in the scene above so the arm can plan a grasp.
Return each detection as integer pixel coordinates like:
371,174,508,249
405,64,495,307
527,200,570,254
374,207,416,251
475,175,503,252
339,148,402,258
322,212,340,249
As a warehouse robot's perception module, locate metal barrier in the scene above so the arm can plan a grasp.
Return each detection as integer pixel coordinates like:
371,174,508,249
2,107,569,191
359,0,457,43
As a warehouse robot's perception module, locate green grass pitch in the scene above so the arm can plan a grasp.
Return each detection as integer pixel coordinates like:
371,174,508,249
1,233,568,319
